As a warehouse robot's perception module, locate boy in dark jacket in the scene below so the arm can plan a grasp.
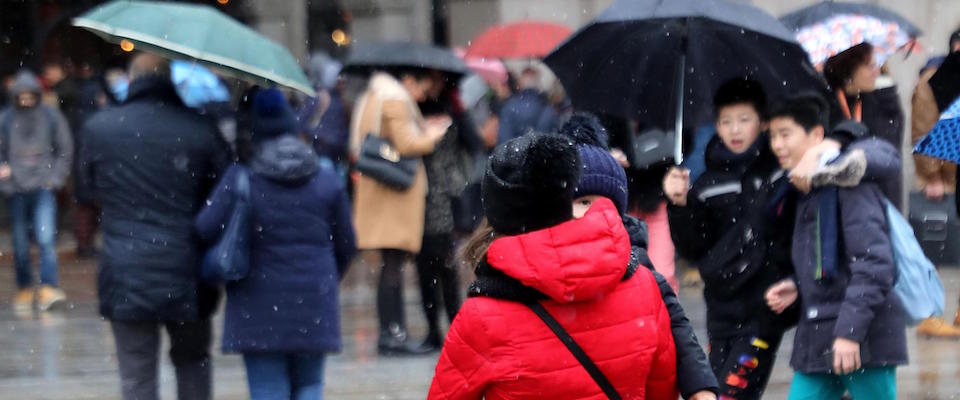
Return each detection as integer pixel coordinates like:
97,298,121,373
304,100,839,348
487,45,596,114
664,79,796,400
765,95,906,400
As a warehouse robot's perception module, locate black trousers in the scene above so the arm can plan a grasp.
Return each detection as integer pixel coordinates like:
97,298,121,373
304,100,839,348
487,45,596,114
415,234,462,335
110,319,212,400
708,334,783,400
377,249,411,340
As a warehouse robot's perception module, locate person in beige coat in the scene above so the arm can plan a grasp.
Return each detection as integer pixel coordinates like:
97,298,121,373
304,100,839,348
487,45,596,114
913,62,958,202
911,31,960,339
350,69,448,356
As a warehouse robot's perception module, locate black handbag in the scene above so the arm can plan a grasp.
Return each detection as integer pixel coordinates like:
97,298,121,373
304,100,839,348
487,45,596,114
356,133,418,190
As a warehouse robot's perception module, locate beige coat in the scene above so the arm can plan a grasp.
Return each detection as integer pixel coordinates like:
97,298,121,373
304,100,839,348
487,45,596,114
349,73,438,253
912,68,957,192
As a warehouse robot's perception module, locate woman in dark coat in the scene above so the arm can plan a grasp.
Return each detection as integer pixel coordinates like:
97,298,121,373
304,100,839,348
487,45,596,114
195,89,356,400
414,73,485,351
823,42,905,208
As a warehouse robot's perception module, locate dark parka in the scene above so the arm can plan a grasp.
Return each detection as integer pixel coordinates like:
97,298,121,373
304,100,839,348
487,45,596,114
790,179,907,373
195,136,356,353
624,215,719,398
496,89,558,146
668,136,797,339
77,76,230,321
0,71,74,195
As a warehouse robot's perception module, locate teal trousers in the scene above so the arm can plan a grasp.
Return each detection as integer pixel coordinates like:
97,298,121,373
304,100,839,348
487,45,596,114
787,367,896,400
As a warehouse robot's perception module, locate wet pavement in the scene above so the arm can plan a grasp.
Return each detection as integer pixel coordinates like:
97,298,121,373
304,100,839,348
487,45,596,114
2,252,960,399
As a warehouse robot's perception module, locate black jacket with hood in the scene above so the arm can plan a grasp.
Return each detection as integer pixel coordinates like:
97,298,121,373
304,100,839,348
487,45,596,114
667,135,798,339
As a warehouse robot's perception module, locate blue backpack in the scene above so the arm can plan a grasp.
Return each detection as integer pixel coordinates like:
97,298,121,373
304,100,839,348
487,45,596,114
884,200,946,326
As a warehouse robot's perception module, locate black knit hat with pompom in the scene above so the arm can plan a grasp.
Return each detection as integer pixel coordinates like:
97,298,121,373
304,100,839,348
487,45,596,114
481,133,581,235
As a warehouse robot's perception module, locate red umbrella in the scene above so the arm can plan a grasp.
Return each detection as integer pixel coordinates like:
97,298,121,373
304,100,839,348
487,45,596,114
465,21,573,59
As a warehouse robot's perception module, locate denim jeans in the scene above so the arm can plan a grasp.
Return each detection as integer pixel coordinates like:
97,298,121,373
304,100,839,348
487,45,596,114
243,353,326,400
9,189,59,288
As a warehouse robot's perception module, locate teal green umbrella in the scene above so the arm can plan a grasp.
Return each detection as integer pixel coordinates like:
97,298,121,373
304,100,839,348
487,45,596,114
73,0,315,96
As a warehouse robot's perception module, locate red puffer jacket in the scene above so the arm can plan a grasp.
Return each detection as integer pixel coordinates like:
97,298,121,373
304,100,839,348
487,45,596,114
428,199,678,400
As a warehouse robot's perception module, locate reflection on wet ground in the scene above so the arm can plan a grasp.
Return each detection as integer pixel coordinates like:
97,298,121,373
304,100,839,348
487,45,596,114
1,254,959,399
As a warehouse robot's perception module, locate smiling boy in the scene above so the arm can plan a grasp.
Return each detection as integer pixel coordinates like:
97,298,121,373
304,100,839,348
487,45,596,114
765,95,906,400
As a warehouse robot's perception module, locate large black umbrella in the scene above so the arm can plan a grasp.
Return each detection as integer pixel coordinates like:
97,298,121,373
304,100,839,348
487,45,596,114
544,0,828,163
343,41,469,77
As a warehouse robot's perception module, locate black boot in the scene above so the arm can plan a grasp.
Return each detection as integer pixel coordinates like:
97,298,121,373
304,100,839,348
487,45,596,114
377,253,432,357
415,327,443,353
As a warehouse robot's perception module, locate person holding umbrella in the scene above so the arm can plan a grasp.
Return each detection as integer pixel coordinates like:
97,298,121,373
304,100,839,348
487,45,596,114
349,67,449,356
663,79,798,400
822,42,905,209
414,71,485,352
76,53,230,400
910,29,960,339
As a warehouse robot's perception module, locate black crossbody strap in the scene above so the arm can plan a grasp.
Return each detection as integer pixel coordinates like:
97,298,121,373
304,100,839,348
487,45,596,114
527,302,622,400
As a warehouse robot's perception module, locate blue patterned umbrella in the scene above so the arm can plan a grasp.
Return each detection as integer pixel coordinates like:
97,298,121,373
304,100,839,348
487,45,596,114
914,98,960,164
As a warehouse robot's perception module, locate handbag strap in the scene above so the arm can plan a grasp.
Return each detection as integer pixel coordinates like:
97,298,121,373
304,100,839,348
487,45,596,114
527,302,622,400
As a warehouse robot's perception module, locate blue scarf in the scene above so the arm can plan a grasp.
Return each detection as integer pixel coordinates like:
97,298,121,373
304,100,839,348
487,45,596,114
766,175,839,281
815,186,839,281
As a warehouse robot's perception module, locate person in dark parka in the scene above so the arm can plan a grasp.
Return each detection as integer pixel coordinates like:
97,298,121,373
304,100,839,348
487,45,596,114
195,88,356,400
76,54,230,400
664,80,799,400
495,67,558,146
823,42,905,209
766,95,906,400
414,73,485,352
557,113,719,400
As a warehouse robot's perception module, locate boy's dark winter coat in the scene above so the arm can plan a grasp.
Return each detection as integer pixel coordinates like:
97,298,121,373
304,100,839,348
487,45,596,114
789,180,907,373
668,136,797,339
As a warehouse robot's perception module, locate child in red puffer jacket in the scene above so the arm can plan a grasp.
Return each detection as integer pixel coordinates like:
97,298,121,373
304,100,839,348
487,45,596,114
428,133,678,400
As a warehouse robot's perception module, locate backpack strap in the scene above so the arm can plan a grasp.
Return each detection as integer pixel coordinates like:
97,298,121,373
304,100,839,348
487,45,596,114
527,302,622,400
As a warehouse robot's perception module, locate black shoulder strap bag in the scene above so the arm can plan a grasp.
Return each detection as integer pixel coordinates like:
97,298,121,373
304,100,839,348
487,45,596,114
527,302,623,400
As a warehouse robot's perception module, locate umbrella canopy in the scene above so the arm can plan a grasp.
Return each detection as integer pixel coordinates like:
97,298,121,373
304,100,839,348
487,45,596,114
73,0,314,96
465,21,573,59
929,51,960,112
780,1,922,67
914,98,960,164
545,0,828,162
454,47,508,85
171,60,230,108
343,41,469,77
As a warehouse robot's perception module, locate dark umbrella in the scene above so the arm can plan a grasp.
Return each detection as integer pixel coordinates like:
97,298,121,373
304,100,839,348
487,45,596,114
928,51,960,112
343,41,469,77
780,1,922,68
544,0,828,163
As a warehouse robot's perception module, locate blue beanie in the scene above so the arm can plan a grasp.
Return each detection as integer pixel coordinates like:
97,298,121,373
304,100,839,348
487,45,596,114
251,88,297,141
557,113,629,214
